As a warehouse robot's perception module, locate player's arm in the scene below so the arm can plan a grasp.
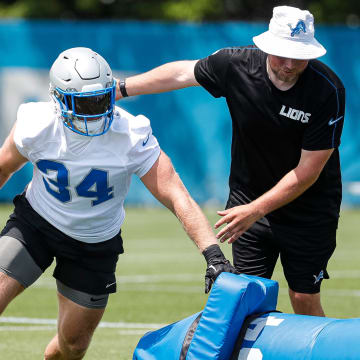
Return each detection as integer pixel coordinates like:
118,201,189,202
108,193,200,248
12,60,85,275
141,150,237,293
215,148,334,243
0,124,28,189
115,60,199,100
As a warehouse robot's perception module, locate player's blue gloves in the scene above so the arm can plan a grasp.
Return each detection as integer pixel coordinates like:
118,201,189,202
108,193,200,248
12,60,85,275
202,244,238,294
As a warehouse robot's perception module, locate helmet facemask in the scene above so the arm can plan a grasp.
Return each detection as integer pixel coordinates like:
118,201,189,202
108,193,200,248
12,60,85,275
52,82,116,136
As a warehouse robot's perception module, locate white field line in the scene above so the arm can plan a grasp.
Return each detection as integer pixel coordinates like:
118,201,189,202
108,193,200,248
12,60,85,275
32,274,200,289
118,285,360,296
0,326,148,335
0,317,165,329
26,272,360,295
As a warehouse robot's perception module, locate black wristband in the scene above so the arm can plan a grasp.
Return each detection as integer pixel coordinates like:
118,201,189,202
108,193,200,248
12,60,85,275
119,79,129,98
202,244,225,264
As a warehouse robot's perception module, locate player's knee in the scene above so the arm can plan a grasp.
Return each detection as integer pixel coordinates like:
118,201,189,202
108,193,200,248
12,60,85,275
60,333,91,359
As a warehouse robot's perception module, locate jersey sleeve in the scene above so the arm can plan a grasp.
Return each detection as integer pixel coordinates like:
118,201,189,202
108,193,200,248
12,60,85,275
14,105,28,158
13,102,57,162
13,103,38,160
302,88,345,150
128,114,161,178
194,48,235,98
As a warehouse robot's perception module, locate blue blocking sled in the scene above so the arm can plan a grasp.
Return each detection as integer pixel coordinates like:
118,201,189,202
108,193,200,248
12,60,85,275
133,273,360,359
133,273,278,360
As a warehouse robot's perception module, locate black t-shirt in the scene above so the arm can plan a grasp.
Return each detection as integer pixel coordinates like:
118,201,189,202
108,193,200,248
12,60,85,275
194,46,345,226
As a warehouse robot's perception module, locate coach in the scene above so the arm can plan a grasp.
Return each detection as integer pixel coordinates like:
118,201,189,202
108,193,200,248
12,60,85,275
116,6,345,317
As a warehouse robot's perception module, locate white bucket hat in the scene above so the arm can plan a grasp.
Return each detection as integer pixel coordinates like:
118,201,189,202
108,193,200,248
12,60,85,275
253,6,326,60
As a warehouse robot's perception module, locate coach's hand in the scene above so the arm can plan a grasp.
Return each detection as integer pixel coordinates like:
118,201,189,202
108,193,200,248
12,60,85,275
202,244,238,294
215,204,262,244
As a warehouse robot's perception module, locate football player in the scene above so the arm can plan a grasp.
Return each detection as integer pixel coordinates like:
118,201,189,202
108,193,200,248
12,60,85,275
0,47,236,359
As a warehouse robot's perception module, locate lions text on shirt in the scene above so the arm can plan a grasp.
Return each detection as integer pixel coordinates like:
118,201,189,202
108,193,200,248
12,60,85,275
14,102,160,243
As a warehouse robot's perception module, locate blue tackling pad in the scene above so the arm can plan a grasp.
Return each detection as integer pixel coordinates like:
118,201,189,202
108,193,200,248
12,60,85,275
237,313,360,359
133,273,278,360
133,273,360,359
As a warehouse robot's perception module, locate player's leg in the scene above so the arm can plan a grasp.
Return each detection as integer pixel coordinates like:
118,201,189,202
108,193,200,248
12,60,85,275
232,219,279,278
44,232,123,359
277,223,337,316
44,282,107,360
0,195,54,314
0,271,24,314
0,235,44,314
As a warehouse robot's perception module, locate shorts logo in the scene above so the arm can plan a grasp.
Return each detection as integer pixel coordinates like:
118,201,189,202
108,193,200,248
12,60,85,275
313,270,324,284
90,297,106,302
279,105,311,123
106,281,117,289
288,20,306,37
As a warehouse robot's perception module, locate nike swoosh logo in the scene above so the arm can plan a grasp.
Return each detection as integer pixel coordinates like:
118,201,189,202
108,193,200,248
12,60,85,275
328,115,343,126
90,297,106,302
142,133,150,146
106,281,116,288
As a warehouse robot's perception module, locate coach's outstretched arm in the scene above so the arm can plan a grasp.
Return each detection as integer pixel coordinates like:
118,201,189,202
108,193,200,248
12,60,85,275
115,61,199,100
141,150,237,293
0,124,28,189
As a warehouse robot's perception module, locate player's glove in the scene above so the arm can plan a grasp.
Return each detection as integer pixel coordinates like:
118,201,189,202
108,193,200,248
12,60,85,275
202,244,238,294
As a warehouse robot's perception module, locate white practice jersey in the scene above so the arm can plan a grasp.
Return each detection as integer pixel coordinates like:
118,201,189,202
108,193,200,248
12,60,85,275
14,102,160,243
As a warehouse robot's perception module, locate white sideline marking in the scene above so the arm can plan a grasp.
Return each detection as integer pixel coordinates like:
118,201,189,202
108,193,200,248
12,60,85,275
0,317,165,329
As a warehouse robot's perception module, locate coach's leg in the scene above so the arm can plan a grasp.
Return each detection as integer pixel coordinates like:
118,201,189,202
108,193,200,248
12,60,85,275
44,289,106,360
289,289,325,316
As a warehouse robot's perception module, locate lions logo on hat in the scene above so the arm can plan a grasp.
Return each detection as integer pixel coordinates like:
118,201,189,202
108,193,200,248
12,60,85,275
288,20,307,37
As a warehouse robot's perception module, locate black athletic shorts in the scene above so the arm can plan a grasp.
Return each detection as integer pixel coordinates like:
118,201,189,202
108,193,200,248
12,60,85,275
227,198,337,294
0,194,124,295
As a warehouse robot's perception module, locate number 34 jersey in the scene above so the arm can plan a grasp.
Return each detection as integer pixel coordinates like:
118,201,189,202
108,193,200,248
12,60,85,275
14,102,160,243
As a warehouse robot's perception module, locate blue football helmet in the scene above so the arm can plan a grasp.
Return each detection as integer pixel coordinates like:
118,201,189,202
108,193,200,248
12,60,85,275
49,47,116,136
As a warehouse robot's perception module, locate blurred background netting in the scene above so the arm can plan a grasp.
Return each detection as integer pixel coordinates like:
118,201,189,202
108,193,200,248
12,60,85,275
0,0,359,206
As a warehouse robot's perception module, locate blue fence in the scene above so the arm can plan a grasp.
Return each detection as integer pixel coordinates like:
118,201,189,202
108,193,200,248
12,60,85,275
0,20,359,206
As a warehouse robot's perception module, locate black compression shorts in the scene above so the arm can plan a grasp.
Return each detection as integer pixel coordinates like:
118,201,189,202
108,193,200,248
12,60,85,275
0,194,124,295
